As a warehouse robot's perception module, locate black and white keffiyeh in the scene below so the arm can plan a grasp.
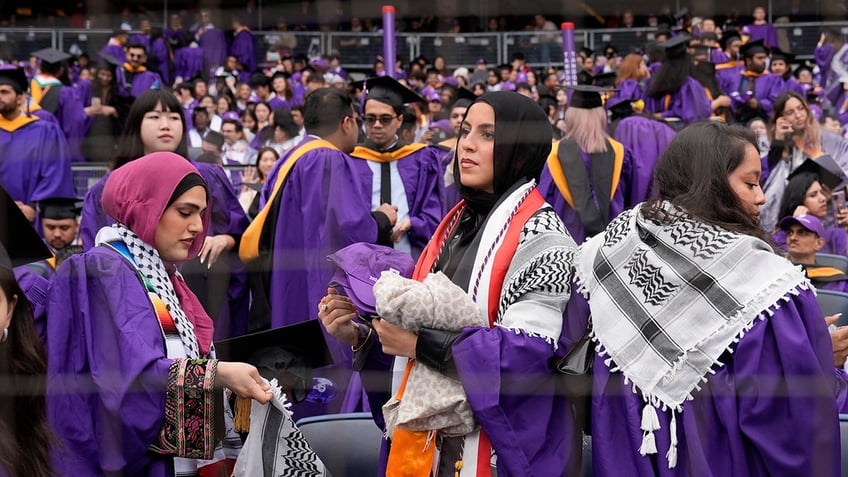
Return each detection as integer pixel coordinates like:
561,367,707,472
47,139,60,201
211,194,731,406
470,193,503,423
96,223,201,359
575,201,808,468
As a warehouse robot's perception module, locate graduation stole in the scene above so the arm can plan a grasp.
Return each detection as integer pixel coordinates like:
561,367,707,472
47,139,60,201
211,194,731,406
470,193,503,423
0,113,38,133
805,265,848,282
738,70,765,95
715,59,743,71
387,186,544,477
794,137,824,159
31,74,61,105
350,143,427,163
123,63,148,73
239,138,337,262
546,138,625,236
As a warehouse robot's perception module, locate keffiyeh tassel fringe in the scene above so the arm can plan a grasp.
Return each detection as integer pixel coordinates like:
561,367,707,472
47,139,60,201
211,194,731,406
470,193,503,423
639,403,660,456
666,410,678,468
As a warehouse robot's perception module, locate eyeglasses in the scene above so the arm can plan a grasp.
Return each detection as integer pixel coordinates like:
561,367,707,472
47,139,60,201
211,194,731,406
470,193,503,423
363,114,398,126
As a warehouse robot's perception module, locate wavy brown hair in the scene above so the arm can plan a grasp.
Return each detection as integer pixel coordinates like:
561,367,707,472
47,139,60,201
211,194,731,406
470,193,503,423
616,53,647,85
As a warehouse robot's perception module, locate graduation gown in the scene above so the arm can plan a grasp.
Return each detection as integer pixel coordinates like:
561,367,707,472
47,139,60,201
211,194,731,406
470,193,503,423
256,136,385,417
802,263,848,292
229,28,256,75
350,141,444,259
538,139,633,243
745,23,779,48
718,70,782,121
116,66,162,99
46,247,214,477
0,114,75,205
196,27,227,75
174,46,204,82
31,75,88,162
590,288,841,476
642,77,712,126
610,115,676,204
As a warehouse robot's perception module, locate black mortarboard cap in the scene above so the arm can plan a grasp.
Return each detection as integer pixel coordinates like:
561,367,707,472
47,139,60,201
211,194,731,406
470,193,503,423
770,48,794,63
39,198,83,220
32,48,72,65
660,34,692,59
99,53,122,68
0,66,28,93
794,63,814,78
249,72,270,87
740,39,768,58
363,76,423,107
578,46,593,57
593,72,617,88
564,84,614,109
719,32,742,50
450,87,477,110
788,156,847,191
699,31,718,42
0,185,51,270
214,319,333,402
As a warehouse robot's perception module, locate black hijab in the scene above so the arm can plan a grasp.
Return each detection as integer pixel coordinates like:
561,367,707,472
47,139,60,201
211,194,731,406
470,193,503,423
439,92,553,282
454,91,553,215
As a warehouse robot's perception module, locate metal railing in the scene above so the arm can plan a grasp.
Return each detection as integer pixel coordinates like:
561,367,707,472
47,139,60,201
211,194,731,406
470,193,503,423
4,21,848,73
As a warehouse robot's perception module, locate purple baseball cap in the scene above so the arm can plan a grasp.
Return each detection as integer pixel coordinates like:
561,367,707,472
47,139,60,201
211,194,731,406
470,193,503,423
221,111,241,122
779,214,825,237
327,242,416,315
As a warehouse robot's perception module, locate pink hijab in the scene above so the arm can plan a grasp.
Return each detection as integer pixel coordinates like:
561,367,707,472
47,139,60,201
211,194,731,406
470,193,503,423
102,152,215,354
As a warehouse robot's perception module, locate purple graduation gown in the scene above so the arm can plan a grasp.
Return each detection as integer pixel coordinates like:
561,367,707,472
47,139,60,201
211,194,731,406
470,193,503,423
13,264,51,342
116,68,163,99
642,77,712,126
538,148,634,244
46,247,178,477
42,83,88,163
174,47,204,81
0,116,75,205
197,27,227,75
590,288,841,476
745,23,779,48
611,116,676,204
229,29,256,75
718,71,782,118
261,137,382,417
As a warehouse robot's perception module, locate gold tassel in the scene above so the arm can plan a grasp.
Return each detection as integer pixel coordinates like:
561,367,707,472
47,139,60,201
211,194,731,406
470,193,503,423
233,396,252,433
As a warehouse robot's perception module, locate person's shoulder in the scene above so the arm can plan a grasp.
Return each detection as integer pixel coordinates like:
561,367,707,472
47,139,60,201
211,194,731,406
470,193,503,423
521,205,577,249
56,245,136,281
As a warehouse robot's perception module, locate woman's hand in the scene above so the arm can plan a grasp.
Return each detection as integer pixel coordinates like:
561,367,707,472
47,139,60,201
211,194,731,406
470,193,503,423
318,288,360,346
371,318,417,358
837,208,848,228
774,116,793,141
792,205,810,217
827,314,848,367
241,166,260,185
216,361,273,404
199,234,235,268
391,219,411,243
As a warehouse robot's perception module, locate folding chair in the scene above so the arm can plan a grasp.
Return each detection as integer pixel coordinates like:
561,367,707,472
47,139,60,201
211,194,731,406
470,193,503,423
296,412,383,476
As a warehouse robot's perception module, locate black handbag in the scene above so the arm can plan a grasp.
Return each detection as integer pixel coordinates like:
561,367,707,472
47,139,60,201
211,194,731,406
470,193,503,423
556,319,594,375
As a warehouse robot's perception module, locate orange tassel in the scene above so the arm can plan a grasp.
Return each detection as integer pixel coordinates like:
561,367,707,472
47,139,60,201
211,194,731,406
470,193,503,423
233,396,252,433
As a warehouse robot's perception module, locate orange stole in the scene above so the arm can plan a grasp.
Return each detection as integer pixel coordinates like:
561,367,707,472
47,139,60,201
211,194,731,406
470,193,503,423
387,188,545,476
545,139,625,210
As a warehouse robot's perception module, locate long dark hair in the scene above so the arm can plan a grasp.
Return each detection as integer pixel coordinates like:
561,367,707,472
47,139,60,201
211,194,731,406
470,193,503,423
643,121,769,242
112,89,189,170
777,171,820,222
0,269,53,477
646,54,692,98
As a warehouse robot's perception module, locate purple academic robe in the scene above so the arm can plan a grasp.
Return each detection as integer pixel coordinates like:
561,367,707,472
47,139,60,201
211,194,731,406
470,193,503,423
261,137,382,417
150,38,172,86
78,162,249,337
99,42,126,65
590,288,841,476
197,27,227,75
772,225,847,256
116,68,162,98
718,71,782,118
174,47,204,81
711,50,730,64
46,247,179,476
611,116,676,204
745,23,779,48
0,116,75,205
229,29,256,75
642,77,712,126
44,84,88,163
538,148,634,244
13,264,51,342
610,79,642,104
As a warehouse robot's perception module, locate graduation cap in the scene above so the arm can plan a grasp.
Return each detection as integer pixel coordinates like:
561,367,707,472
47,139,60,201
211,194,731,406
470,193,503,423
788,156,847,191
32,48,72,66
450,87,477,110
770,48,794,64
0,66,28,93
99,53,122,69
659,34,692,59
578,47,593,57
362,76,423,108
740,39,768,58
564,84,615,109
691,45,712,58
0,185,51,270
794,63,814,78
249,72,270,87
719,32,742,51
699,31,719,42
214,319,333,403
39,197,83,220
592,72,617,88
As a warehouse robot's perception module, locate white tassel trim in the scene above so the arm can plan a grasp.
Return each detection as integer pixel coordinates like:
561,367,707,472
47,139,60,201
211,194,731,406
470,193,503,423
666,410,678,468
639,431,657,455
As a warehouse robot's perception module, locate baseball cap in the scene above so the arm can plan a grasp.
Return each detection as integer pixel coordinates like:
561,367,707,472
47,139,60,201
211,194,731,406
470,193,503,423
779,214,825,237
327,242,416,316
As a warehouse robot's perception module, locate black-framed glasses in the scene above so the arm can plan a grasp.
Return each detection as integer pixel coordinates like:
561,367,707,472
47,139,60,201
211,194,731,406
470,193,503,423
363,114,398,126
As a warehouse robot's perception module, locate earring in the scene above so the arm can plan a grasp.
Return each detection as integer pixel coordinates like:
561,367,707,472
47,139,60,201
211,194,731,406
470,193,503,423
1,327,7,343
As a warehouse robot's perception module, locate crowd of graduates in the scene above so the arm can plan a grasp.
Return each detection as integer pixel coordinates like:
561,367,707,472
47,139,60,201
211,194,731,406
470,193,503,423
7,5,848,476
